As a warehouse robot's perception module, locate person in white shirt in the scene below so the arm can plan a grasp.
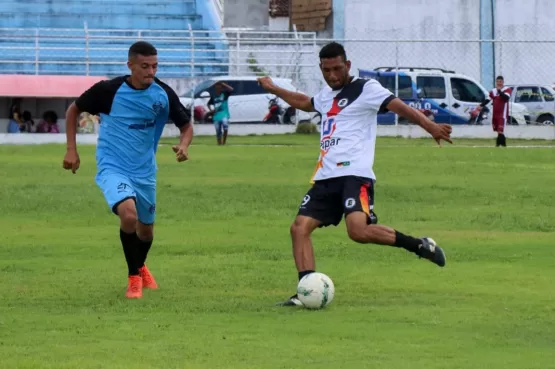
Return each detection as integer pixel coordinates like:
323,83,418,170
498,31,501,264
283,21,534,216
257,42,453,307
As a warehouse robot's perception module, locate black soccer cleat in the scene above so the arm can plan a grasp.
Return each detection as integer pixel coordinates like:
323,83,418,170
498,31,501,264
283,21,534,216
276,294,303,307
416,237,446,267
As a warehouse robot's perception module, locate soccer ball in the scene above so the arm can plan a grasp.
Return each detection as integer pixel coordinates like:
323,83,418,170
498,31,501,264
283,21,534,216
296,272,335,309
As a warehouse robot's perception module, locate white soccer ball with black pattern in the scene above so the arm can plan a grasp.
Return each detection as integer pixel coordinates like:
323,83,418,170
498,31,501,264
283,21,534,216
296,272,335,309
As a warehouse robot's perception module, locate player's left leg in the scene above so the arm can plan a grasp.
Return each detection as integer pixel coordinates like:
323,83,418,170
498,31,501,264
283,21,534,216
222,118,229,145
214,121,223,145
95,170,143,298
133,178,159,289
277,179,343,306
493,119,507,147
499,118,507,147
342,176,446,267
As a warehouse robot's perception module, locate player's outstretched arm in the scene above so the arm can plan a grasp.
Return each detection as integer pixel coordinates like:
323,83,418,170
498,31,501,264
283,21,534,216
63,102,81,173
257,76,315,112
385,98,453,145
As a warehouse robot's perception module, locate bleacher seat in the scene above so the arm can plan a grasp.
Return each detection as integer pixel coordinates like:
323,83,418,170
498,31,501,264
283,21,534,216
0,0,228,77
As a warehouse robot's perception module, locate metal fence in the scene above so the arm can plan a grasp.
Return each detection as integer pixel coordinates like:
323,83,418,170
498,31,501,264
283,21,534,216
1,26,555,126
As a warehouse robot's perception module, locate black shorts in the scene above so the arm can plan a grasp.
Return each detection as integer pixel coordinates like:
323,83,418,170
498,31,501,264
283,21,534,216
297,176,378,227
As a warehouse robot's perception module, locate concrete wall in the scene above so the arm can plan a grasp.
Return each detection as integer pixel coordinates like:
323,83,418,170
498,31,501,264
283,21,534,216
341,0,555,87
223,0,269,28
495,0,555,85
344,0,480,41
495,0,555,41
343,0,482,83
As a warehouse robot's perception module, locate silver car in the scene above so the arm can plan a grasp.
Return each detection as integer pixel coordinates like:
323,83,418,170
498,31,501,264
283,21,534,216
507,84,555,125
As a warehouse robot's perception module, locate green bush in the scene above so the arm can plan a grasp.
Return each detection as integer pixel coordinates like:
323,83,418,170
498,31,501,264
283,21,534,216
295,122,318,134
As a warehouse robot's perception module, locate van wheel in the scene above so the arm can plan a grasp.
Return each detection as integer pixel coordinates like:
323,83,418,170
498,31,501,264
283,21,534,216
509,118,519,125
537,114,554,125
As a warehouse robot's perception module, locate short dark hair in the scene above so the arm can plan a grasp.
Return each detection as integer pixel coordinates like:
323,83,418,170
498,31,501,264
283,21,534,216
128,41,157,59
496,75,504,80
319,42,347,61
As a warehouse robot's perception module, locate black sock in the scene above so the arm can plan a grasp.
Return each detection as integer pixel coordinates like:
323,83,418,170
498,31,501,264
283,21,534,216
298,270,315,281
137,238,153,268
496,134,501,146
119,229,140,276
393,231,422,253
501,134,507,146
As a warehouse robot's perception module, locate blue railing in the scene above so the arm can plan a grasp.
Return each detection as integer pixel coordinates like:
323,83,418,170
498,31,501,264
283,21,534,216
0,27,230,77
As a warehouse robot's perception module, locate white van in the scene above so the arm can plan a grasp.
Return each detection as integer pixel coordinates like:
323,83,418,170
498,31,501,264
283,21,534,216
506,84,555,125
179,76,316,124
358,67,530,126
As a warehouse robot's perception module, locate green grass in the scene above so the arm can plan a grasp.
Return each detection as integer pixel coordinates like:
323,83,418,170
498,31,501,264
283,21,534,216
1,134,554,369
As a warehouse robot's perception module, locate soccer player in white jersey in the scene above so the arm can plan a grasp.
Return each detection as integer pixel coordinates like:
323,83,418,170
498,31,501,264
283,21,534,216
257,42,453,306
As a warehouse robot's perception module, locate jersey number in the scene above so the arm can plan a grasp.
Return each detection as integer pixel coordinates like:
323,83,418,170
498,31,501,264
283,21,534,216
322,117,335,135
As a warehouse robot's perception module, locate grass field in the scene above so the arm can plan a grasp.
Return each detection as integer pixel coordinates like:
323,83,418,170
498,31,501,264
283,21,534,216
1,134,554,369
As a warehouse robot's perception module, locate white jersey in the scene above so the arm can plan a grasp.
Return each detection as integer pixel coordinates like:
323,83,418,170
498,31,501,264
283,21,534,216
310,77,394,182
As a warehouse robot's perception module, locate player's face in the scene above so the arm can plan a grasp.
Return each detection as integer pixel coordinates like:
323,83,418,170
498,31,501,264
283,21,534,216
320,56,351,90
128,54,158,87
496,78,504,89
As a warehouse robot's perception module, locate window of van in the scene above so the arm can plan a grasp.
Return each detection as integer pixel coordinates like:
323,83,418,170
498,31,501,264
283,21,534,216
377,75,413,99
541,87,554,102
515,86,542,103
241,81,268,95
416,76,446,98
450,78,485,102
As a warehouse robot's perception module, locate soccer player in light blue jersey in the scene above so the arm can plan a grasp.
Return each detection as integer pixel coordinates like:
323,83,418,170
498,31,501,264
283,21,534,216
63,41,193,299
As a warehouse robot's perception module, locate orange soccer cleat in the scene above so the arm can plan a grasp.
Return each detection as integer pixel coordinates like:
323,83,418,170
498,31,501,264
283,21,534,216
139,265,158,290
126,275,143,299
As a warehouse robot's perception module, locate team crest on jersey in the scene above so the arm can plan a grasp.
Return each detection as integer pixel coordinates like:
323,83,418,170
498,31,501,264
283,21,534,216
337,98,349,108
152,101,163,115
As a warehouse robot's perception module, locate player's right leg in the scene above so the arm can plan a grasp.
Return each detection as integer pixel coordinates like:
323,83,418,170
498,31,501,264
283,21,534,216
95,171,143,298
277,180,342,306
222,118,229,145
133,178,158,290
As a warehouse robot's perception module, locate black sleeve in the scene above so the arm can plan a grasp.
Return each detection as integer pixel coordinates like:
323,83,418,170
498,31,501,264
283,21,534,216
378,95,396,114
224,90,233,99
74,78,122,115
207,96,214,106
157,79,191,129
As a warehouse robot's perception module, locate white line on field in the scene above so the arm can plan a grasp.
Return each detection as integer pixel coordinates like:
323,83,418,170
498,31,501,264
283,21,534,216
159,143,555,148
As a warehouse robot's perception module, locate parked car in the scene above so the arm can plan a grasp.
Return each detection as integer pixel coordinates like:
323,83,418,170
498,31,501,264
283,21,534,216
179,76,318,124
358,67,530,126
506,84,555,125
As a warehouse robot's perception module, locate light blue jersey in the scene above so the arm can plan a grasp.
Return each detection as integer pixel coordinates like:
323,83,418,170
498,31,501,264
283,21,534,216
75,76,190,223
